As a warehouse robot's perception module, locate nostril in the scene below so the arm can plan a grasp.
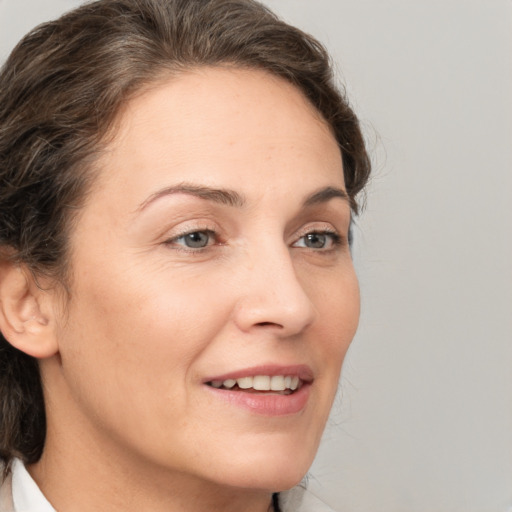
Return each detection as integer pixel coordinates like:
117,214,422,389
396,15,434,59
255,321,281,328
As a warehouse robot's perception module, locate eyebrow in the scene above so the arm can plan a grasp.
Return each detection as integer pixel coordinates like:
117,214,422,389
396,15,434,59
303,186,349,207
136,183,349,212
137,183,246,211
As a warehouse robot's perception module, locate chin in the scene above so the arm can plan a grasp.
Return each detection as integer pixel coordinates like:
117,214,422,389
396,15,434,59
208,441,317,493
220,467,308,494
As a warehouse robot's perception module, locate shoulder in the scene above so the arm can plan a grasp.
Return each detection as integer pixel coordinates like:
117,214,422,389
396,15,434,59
280,485,338,512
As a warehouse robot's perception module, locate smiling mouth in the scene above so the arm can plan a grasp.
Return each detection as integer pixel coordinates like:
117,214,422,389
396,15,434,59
206,375,303,395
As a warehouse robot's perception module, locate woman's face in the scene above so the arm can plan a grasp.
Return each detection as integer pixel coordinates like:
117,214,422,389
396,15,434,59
49,67,359,492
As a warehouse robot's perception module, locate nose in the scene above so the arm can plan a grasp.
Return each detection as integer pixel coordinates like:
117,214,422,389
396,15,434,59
232,244,315,337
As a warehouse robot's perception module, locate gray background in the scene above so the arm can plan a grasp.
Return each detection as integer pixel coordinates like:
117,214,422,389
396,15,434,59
1,1,511,511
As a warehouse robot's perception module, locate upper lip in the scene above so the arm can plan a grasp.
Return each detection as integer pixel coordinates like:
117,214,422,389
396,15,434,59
203,364,314,384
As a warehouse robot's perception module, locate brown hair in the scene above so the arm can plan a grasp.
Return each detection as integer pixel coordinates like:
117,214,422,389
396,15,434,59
0,0,371,469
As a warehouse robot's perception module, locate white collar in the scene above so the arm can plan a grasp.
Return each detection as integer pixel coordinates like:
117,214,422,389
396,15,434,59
11,459,55,512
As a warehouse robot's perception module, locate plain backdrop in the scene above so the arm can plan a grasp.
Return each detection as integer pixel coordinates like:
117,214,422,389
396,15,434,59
1,1,511,511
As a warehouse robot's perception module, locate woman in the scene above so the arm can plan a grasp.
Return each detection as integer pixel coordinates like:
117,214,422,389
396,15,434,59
0,0,371,510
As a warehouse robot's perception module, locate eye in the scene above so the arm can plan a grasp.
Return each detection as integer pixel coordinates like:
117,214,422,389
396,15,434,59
169,229,215,249
293,230,342,250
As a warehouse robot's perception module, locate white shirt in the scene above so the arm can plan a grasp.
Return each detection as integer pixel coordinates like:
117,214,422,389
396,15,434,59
1,459,336,512
11,459,54,512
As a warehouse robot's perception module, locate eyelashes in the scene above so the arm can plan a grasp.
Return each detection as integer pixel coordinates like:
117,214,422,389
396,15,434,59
291,229,343,250
163,226,345,254
170,229,217,249
163,226,220,253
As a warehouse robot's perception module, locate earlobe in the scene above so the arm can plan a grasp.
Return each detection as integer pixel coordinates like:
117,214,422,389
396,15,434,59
0,261,59,358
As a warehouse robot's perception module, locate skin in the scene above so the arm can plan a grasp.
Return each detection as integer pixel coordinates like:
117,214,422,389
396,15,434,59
24,67,360,512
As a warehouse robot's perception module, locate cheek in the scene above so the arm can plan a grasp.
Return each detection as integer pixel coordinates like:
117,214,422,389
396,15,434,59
303,261,360,343
306,265,360,396
68,254,257,396
61,261,232,374
53,261,240,462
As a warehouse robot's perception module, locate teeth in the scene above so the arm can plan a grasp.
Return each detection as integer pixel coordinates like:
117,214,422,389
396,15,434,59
211,375,302,392
223,379,236,389
270,375,285,391
237,377,253,389
253,375,270,390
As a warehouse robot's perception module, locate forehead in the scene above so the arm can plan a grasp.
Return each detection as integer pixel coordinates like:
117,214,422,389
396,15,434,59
93,66,344,208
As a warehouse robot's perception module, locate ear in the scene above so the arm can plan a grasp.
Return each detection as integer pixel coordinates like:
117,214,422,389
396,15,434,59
0,261,59,358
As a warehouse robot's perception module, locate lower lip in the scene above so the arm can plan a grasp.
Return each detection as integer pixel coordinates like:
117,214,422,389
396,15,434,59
205,383,311,416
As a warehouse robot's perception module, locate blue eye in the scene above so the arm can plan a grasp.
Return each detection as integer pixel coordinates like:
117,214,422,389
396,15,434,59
174,230,213,249
294,231,341,250
304,233,328,249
